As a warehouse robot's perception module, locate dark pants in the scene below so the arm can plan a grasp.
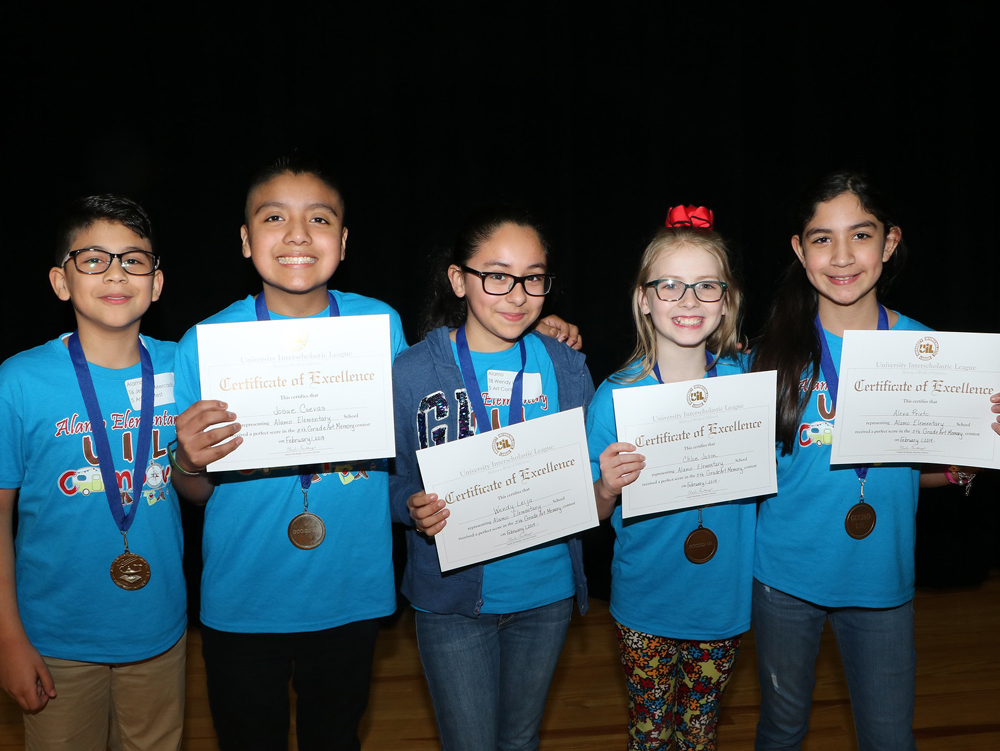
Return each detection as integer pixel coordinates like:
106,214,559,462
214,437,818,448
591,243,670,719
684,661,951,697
201,619,381,751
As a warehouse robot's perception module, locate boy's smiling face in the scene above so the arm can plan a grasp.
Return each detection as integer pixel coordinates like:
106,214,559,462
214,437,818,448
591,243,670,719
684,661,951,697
241,171,348,316
49,219,162,337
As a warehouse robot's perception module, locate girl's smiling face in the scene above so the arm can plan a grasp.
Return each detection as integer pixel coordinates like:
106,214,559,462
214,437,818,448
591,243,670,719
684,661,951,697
638,244,728,355
448,222,547,352
792,191,900,315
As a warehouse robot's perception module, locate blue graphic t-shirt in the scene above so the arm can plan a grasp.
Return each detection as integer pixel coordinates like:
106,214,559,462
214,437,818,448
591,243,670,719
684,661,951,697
450,336,574,613
754,313,932,608
586,356,756,640
0,336,184,662
174,292,407,633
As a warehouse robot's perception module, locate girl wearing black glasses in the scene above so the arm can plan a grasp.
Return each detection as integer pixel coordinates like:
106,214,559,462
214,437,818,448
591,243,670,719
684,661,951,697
389,205,593,751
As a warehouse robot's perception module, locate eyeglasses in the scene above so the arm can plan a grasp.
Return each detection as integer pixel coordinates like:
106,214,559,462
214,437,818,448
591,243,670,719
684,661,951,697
64,248,161,276
643,278,728,303
462,266,554,296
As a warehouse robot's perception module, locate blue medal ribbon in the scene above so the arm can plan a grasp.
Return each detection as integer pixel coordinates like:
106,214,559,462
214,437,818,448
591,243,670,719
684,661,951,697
455,326,527,433
652,350,718,384
653,350,720,546
254,290,340,321
254,291,339,494
815,304,888,487
68,334,154,538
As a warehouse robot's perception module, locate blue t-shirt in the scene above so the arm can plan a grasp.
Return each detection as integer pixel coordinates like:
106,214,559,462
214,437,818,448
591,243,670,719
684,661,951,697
0,336,184,662
173,292,407,633
449,336,574,613
754,313,932,608
586,356,755,640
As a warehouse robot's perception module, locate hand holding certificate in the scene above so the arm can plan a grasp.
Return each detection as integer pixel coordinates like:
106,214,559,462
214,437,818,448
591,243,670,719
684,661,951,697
612,371,778,518
830,330,1000,469
414,408,599,572
196,315,395,472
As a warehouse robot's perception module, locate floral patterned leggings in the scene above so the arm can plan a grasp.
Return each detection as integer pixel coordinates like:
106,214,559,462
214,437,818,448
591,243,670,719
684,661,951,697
615,622,741,751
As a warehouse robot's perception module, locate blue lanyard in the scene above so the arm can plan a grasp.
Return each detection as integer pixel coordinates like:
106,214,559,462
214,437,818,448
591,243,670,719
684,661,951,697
654,351,718,527
815,305,888,484
254,291,339,492
455,326,527,434
68,334,153,536
652,350,718,384
254,290,340,320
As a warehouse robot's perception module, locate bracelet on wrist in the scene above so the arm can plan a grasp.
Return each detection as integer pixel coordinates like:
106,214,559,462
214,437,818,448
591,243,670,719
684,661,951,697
946,465,976,496
167,439,205,476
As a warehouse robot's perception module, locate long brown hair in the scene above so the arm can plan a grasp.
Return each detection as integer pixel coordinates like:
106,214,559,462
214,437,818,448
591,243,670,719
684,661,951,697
751,170,908,454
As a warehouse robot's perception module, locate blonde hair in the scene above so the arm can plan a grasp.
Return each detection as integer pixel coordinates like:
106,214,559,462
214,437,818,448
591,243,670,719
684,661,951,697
614,226,743,383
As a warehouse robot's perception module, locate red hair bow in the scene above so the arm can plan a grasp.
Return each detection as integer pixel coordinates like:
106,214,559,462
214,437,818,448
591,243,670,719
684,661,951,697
665,205,714,229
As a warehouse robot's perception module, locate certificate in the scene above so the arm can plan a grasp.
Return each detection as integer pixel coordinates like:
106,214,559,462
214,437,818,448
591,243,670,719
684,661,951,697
612,371,778,518
415,407,599,572
830,330,1000,469
197,315,395,472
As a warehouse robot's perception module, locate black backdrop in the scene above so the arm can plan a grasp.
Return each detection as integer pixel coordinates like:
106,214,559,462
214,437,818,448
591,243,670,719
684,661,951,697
6,6,997,596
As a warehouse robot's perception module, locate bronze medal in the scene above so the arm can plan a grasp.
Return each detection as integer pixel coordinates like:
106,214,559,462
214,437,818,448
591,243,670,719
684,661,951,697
288,512,326,549
684,526,718,564
110,552,151,590
845,502,876,540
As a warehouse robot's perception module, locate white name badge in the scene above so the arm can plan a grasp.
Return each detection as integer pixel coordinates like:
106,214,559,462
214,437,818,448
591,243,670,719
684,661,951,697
125,372,175,410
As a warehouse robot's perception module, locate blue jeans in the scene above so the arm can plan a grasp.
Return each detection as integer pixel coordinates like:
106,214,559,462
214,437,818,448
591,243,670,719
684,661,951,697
415,598,574,751
752,579,916,751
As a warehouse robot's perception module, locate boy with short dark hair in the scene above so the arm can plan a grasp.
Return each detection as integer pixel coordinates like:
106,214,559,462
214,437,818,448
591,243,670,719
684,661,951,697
0,195,186,749
172,154,583,750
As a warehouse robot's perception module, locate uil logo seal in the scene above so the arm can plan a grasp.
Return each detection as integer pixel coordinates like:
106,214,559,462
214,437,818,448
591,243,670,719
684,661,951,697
914,336,938,361
686,384,709,408
287,330,309,353
492,432,515,456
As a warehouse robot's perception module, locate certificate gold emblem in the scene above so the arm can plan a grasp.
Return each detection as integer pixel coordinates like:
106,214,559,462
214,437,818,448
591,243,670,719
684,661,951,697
491,432,515,456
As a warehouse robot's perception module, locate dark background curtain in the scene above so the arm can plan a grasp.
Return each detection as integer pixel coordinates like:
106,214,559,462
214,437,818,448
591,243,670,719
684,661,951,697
6,5,996,608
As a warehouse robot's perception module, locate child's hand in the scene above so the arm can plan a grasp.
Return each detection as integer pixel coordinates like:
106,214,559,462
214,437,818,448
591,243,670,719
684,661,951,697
536,315,583,351
992,392,1000,437
0,635,55,712
174,400,243,472
408,491,449,536
597,442,646,501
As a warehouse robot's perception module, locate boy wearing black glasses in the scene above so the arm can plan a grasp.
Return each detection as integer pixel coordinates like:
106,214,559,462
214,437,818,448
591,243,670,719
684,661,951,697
0,195,186,749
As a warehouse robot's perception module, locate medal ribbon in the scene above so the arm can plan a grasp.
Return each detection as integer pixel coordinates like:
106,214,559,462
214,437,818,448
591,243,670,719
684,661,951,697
652,350,718,384
68,333,154,536
254,291,339,493
455,325,527,434
655,351,719,543
815,304,888,488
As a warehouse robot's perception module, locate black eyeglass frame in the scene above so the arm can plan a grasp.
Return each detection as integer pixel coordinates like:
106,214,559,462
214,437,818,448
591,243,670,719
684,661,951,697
64,248,161,276
642,278,728,303
461,265,555,296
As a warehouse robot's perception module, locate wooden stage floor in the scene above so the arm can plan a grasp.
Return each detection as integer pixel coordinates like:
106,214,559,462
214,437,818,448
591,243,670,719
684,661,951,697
3,572,998,750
